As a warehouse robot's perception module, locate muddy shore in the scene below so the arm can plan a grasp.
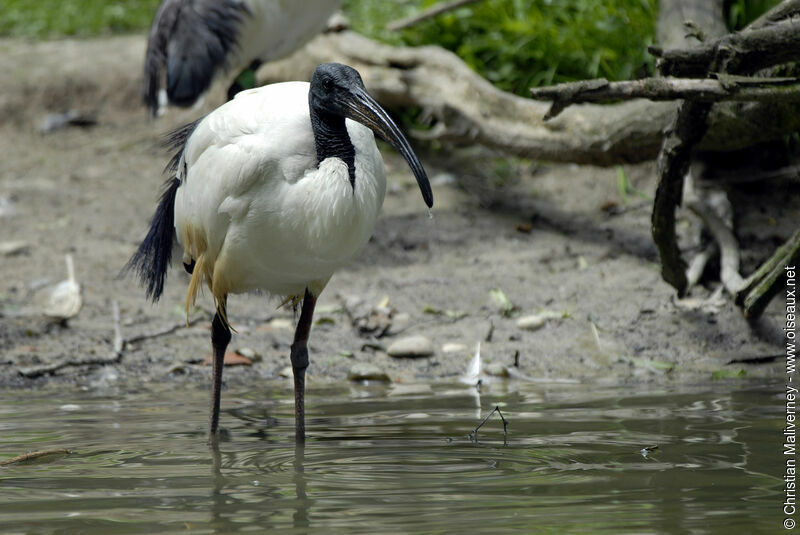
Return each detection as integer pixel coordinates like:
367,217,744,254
0,36,793,394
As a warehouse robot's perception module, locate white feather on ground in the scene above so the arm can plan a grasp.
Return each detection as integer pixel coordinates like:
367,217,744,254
45,254,82,321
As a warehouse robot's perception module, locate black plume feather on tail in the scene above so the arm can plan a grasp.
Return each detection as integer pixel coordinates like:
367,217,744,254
123,119,200,301
123,177,180,302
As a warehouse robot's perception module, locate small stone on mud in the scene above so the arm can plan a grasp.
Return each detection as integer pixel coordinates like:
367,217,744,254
38,109,97,134
442,343,468,354
0,241,29,256
387,335,434,358
166,362,188,375
236,347,261,361
516,314,547,331
347,363,390,382
279,366,293,378
268,318,293,330
485,362,510,377
387,312,411,335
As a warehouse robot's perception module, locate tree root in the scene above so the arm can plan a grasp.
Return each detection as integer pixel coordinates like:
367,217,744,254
685,197,744,295
256,31,800,165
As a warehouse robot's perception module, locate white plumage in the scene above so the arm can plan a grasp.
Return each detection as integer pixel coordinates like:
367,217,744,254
231,0,343,71
174,82,386,303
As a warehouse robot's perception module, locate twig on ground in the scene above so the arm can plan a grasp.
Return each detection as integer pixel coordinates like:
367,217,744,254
122,314,205,345
727,354,781,364
17,309,209,378
387,0,484,31
484,319,494,342
469,405,508,445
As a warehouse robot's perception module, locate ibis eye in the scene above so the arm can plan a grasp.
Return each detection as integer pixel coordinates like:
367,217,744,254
323,78,333,91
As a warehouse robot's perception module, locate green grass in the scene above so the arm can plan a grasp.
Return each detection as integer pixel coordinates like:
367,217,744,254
725,0,782,29
0,0,159,38
345,0,659,95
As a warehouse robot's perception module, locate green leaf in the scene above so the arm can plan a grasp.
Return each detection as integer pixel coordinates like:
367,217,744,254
422,304,443,315
712,368,747,380
490,288,514,316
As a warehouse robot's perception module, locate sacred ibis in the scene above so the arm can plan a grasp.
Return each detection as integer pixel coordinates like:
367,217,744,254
127,63,433,442
143,0,342,116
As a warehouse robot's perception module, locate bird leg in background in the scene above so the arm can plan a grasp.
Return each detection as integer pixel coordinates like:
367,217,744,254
290,288,317,443
209,297,231,439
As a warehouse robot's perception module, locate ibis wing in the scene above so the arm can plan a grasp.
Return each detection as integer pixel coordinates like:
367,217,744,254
173,82,317,259
233,0,343,65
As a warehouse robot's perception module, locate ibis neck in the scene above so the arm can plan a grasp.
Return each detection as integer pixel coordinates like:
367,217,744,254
309,106,356,188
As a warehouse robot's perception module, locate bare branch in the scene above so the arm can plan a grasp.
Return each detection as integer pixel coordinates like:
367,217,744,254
531,76,800,119
652,20,800,77
749,0,800,30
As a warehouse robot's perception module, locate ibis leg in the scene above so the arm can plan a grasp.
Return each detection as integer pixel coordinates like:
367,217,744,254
209,299,231,440
290,288,316,442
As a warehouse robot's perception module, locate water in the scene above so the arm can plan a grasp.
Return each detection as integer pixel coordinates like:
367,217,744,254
0,381,784,534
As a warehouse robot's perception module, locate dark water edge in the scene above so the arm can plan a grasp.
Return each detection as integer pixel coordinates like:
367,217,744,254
0,380,786,534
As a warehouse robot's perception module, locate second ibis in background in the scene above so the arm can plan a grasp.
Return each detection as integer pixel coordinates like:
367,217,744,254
143,0,343,116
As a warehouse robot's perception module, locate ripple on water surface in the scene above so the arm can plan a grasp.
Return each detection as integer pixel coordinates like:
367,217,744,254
0,381,784,534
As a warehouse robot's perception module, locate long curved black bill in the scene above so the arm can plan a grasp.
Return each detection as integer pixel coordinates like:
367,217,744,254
343,89,433,208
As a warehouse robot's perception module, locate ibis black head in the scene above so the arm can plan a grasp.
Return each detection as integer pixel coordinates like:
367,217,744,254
310,63,433,208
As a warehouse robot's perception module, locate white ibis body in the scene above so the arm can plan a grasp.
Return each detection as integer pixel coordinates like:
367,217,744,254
143,0,343,116
127,63,433,441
